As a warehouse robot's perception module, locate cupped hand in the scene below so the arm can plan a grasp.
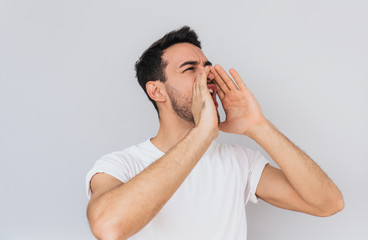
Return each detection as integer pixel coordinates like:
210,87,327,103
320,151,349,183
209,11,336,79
191,66,219,139
211,65,267,136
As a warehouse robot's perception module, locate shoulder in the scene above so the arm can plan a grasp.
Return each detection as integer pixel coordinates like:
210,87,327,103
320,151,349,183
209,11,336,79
230,143,266,164
94,146,135,168
95,139,153,166
212,141,269,169
85,140,149,199
210,141,252,159
209,141,237,155
88,138,161,178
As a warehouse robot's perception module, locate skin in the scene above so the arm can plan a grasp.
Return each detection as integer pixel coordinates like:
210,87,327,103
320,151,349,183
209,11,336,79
86,43,344,240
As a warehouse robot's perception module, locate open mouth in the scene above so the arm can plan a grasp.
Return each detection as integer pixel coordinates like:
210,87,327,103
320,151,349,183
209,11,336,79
207,82,218,108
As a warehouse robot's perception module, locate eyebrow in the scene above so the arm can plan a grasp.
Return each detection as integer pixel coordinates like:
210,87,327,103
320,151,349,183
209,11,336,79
179,60,212,69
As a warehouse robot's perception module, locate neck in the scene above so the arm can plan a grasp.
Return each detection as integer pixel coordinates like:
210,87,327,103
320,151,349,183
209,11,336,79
150,112,195,153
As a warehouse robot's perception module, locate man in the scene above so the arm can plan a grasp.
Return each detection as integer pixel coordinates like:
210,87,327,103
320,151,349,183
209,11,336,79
85,26,344,240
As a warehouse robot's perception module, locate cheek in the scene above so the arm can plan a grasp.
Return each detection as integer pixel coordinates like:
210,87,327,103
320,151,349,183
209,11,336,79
179,83,193,102
178,74,197,97
182,76,195,90
187,83,194,97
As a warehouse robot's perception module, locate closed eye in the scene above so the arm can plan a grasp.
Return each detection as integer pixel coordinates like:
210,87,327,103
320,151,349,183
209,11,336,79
183,67,195,72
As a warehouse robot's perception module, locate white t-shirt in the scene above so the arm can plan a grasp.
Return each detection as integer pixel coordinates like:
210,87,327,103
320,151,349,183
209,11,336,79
85,139,269,240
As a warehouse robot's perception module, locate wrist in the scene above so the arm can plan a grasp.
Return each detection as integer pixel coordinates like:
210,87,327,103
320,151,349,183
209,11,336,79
245,119,273,140
193,123,218,142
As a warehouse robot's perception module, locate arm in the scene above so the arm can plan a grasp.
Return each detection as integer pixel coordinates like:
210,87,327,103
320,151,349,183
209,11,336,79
252,121,344,216
211,65,344,216
87,67,218,240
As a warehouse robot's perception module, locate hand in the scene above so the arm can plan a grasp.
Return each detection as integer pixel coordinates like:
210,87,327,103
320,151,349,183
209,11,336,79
211,65,267,137
191,66,219,139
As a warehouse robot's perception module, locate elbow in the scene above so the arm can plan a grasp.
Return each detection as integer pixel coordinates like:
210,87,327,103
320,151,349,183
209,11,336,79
87,204,131,240
90,218,129,240
317,194,345,217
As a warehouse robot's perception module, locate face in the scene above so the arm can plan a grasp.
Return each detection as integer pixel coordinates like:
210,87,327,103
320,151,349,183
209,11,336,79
162,43,218,123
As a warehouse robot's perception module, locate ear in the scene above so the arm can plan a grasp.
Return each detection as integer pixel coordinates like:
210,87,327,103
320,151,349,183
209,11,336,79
146,81,167,103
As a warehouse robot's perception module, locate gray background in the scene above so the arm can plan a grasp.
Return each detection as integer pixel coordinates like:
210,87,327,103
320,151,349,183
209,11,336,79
1,0,367,239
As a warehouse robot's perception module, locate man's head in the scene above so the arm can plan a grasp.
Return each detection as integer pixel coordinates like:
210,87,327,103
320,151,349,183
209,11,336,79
135,26,216,123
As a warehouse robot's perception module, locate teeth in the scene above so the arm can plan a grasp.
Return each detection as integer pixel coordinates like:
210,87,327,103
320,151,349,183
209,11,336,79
209,89,213,94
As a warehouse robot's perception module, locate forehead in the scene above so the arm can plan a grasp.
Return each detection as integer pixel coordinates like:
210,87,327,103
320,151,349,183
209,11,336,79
162,42,208,68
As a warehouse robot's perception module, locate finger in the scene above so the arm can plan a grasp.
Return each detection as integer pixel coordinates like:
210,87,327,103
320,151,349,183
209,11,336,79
193,71,203,96
193,76,199,94
229,68,247,90
216,83,225,100
202,66,211,83
195,66,208,86
202,67,217,108
214,65,239,90
210,66,230,94
194,73,200,91
199,66,211,92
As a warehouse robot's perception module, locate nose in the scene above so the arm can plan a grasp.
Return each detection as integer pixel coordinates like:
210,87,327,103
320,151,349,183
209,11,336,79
198,65,214,82
207,72,215,82
207,68,215,82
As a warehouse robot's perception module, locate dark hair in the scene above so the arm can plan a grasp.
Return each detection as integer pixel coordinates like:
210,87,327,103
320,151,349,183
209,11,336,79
135,26,201,114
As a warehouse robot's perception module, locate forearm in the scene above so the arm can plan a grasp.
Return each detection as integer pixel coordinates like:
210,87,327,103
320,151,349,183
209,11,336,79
89,126,215,239
248,120,343,209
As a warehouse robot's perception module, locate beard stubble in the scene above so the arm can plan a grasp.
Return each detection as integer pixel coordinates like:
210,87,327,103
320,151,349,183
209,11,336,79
166,84,220,125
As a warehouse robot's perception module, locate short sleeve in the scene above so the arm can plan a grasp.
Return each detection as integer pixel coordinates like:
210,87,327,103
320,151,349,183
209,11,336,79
233,145,270,205
85,152,131,200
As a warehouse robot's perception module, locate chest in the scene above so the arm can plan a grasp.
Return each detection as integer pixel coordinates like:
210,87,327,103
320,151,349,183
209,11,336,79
152,155,245,228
